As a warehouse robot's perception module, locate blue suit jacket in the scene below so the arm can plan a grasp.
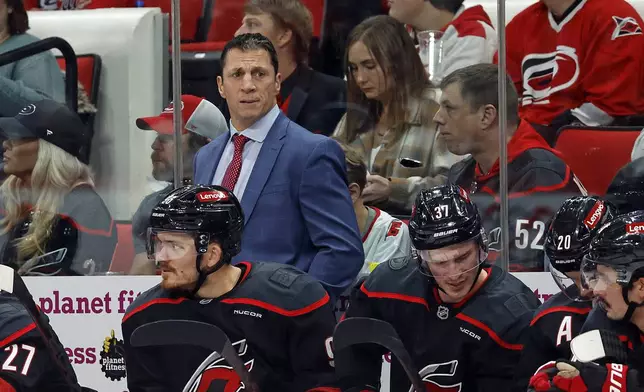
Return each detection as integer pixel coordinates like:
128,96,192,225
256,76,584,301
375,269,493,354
193,112,364,298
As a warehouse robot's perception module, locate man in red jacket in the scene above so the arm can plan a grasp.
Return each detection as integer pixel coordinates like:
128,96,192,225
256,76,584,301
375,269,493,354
435,63,586,271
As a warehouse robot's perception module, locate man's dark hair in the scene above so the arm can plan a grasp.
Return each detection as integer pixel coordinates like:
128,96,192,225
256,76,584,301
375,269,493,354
440,63,519,126
429,0,464,14
7,0,29,35
220,33,279,76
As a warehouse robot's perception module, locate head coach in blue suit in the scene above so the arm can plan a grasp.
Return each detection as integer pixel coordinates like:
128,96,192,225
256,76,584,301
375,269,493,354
193,33,364,299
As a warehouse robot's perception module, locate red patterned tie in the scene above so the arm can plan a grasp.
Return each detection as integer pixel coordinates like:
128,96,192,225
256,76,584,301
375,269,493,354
220,134,250,192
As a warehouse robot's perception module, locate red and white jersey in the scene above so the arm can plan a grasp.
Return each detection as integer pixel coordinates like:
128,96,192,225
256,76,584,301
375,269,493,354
358,207,411,281
504,0,644,126
437,5,497,82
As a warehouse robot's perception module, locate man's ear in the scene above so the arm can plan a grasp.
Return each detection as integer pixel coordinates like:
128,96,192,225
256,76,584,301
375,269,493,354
635,277,644,303
217,76,225,99
275,28,293,50
202,242,223,270
348,183,361,203
479,104,498,130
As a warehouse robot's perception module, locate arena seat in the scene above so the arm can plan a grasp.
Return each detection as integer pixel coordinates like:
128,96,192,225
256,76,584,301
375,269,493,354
554,126,642,196
56,54,101,158
109,222,135,273
56,54,101,107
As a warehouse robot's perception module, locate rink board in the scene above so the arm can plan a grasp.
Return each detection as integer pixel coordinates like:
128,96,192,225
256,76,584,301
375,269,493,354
20,273,557,391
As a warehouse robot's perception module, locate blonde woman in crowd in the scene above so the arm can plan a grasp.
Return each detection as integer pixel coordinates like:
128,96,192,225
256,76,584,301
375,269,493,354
0,99,116,276
333,15,464,215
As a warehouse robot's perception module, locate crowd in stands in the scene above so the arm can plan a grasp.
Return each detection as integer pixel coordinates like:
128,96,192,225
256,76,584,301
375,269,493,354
0,0,641,287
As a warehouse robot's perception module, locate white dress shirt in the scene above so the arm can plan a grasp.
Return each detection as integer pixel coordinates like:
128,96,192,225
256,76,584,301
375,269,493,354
211,105,281,200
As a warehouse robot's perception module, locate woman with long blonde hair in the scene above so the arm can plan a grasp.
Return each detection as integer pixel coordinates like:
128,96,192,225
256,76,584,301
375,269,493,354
333,15,464,215
0,99,116,275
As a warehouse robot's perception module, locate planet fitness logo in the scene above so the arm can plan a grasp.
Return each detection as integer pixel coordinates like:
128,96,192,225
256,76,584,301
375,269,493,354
100,329,126,381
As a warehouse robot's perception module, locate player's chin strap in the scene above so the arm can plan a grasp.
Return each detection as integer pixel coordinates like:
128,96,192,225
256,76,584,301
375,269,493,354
190,253,231,297
621,285,644,322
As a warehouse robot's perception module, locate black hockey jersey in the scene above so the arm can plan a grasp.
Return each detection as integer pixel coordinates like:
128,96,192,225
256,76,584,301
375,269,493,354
0,293,80,391
581,307,644,354
338,259,540,392
513,285,592,390
448,120,585,272
121,261,338,392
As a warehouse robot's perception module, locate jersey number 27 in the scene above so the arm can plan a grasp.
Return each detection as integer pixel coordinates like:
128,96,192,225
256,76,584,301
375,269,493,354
2,344,35,376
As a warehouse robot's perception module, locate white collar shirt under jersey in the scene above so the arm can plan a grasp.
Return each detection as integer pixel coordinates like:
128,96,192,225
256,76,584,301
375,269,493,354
211,104,281,200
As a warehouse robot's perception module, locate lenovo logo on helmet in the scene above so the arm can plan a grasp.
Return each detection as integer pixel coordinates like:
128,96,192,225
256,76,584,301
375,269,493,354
196,190,228,202
584,201,605,230
626,222,644,234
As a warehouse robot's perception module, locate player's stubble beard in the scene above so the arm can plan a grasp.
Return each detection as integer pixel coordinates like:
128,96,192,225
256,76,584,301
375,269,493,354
159,262,200,293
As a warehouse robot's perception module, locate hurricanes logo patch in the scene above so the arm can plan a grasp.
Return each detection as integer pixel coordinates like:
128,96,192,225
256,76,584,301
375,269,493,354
520,45,580,107
612,16,642,40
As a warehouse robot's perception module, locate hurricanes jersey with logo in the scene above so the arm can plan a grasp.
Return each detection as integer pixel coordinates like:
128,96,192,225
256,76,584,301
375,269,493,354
0,293,80,391
505,0,644,126
513,285,592,389
121,262,338,392
338,261,540,392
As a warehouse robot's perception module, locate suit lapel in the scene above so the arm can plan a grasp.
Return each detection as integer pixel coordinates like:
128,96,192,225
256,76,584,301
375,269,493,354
200,134,228,184
240,113,287,223
286,67,314,121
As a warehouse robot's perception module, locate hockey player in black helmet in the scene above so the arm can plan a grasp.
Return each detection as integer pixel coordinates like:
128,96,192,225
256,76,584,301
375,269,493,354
335,184,540,392
518,196,616,390
121,185,339,392
528,210,644,392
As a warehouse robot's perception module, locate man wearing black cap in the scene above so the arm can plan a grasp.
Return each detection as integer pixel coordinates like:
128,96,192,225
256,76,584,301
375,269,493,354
129,95,228,275
0,99,116,275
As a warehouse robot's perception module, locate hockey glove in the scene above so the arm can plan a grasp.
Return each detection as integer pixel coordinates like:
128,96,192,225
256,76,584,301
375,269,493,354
528,361,562,391
529,359,630,392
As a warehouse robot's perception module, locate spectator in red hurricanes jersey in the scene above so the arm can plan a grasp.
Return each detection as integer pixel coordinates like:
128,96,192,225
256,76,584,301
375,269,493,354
436,63,586,272
501,0,644,145
388,0,496,83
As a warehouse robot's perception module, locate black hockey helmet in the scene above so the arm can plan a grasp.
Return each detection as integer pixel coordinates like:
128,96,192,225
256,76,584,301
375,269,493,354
582,210,644,321
148,185,244,289
606,156,644,215
544,196,616,301
409,184,487,252
544,196,616,273
8,212,80,275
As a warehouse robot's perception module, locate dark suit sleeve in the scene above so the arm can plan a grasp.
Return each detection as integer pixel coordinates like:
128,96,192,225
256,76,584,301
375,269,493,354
298,138,364,298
